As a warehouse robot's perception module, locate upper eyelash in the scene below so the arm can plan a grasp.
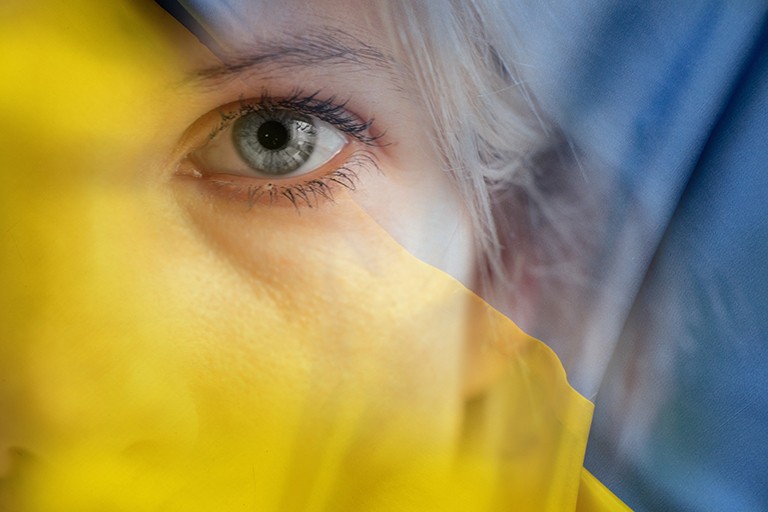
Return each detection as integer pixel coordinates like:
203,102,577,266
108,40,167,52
209,88,385,147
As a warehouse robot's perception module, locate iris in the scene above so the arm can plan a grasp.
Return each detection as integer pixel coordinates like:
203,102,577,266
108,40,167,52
233,109,317,175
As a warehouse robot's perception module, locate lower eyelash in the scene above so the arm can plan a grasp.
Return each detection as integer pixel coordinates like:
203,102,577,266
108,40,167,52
206,149,380,210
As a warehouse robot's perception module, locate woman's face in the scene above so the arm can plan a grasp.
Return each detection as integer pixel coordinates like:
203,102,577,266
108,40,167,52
170,0,477,287
0,1,495,508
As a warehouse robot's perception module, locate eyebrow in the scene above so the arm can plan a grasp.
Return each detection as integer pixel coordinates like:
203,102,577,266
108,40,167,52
193,28,397,83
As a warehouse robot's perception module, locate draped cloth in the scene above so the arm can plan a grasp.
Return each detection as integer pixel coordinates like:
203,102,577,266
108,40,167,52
3,1,766,511
509,2,768,510
0,2,627,510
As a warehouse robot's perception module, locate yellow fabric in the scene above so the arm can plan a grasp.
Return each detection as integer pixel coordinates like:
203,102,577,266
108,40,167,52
0,2,629,510
577,470,633,512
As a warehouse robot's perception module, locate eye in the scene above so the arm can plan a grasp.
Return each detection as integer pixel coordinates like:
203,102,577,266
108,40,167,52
188,106,348,180
176,92,384,209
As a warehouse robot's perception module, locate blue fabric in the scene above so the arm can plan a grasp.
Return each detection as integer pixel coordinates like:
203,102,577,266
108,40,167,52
155,0,224,56
541,3,768,511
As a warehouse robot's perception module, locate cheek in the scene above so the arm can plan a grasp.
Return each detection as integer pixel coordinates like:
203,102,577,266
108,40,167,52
351,145,477,290
1,167,476,508
169,179,472,390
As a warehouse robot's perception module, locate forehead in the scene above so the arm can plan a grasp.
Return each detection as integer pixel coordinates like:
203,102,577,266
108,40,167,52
162,0,406,99
165,0,388,54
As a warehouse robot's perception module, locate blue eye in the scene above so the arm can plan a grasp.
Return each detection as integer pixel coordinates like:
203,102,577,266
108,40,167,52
190,106,347,180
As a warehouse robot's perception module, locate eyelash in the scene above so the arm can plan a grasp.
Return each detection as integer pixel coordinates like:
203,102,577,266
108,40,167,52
209,89,384,146
206,149,379,209
187,89,385,209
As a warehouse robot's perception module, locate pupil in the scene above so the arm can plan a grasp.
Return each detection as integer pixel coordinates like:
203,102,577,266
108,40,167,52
257,120,290,150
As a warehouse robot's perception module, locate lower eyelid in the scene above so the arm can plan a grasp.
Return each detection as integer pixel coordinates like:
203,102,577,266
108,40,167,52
176,148,381,210
182,137,360,184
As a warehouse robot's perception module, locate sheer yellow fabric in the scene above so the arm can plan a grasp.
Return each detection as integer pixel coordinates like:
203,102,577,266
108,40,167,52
0,2,628,510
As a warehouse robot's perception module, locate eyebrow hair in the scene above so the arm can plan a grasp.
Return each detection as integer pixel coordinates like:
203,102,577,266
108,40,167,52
194,27,397,83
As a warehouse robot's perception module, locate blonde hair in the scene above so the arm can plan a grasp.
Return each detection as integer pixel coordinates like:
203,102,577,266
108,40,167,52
368,3,615,396
369,2,580,304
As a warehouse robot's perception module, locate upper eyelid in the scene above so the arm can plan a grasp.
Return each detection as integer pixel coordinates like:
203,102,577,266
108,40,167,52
207,89,387,148
167,88,389,178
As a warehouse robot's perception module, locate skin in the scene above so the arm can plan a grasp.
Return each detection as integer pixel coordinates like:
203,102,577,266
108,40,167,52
169,0,477,287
